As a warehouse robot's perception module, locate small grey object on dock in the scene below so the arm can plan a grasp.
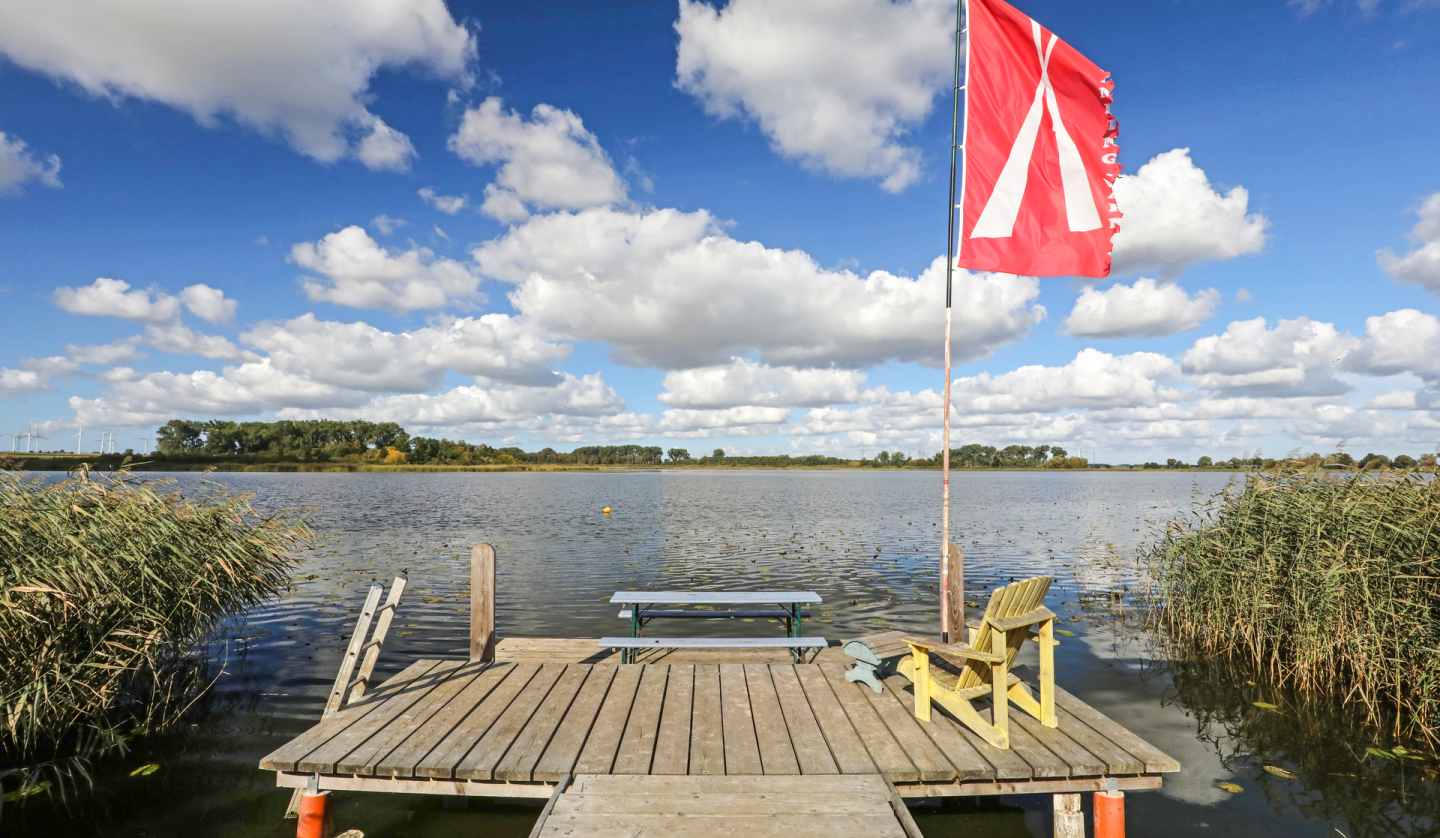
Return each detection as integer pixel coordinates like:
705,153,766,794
842,631,913,693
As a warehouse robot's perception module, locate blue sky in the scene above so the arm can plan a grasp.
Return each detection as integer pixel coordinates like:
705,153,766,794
2,0,1439,462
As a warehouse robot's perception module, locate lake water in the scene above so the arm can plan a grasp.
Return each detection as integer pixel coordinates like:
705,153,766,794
9,470,1435,837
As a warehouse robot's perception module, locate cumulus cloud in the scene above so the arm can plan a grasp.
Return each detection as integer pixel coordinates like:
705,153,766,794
674,0,951,192
321,374,626,428
0,130,62,196
0,367,49,394
1377,191,1440,292
0,0,473,170
449,98,626,221
290,225,485,313
371,214,408,234
952,349,1180,414
1064,278,1220,339
1181,317,1354,397
1341,308,1440,385
65,340,144,365
659,360,868,409
53,277,239,324
143,322,255,362
242,313,570,390
475,206,1045,369
418,187,467,214
1111,149,1269,278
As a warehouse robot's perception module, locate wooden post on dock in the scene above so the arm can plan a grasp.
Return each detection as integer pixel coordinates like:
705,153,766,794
944,543,964,643
1053,793,1083,838
470,544,496,662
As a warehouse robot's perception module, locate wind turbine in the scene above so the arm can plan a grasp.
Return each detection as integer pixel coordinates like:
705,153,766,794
2,432,14,452
75,426,82,454
139,435,151,455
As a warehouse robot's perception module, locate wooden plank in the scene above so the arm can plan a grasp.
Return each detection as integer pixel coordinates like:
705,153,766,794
933,705,1033,780
471,544,495,662
274,771,560,798
769,666,839,775
553,792,893,815
880,677,993,781
456,663,567,780
1045,706,1144,774
533,813,906,838
1014,668,1180,773
573,664,643,774
534,666,618,782
892,774,1164,798
651,665,694,775
981,704,1068,779
743,664,800,775
817,663,917,782
570,774,892,794
495,665,591,781
719,664,762,775
793,665,876,775
527,775,572,838
884,776,926,838
259,659,437,771
1009,711,1107,776
611,592,823,604
335,659,468,774
600,637,828,649
613,665,669,774
415,663,540,778
688,665,725,776
375,661,513,777
296,660,449,773
860,676,955,782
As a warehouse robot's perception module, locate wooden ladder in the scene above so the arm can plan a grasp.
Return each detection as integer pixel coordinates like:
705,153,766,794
284,574,408,817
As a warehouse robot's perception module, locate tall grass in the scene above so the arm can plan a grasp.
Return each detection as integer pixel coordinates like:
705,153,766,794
1145,469,1440,743
0,465,310,802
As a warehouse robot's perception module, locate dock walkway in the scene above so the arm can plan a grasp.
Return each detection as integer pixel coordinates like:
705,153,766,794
261,645,1178,800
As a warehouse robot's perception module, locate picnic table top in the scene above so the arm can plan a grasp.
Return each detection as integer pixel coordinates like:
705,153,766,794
610,591,823,605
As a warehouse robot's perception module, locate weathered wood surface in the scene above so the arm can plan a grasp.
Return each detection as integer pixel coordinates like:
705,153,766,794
496,636,851,665
470,544,495,662
261,658,1179,792
535,774,908,838
610,591,823,604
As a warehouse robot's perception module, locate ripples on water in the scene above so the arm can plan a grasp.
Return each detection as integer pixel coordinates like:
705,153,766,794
11,470,1434,837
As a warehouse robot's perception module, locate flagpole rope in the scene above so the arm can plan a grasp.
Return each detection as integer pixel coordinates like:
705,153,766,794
941,0,967,643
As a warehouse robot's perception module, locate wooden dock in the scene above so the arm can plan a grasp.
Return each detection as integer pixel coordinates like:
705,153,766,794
261,644,1178,800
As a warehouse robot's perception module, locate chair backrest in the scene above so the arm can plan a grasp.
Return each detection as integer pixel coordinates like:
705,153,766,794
956,575,1052,691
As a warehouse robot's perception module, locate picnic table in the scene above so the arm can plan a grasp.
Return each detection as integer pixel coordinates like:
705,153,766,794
602,591,825,663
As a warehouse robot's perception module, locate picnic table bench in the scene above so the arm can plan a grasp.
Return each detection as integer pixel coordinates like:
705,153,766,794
602,591,825,662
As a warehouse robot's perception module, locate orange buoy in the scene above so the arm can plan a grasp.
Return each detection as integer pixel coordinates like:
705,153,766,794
1094,789,1125,838
602,507,611,514
296,789,330,838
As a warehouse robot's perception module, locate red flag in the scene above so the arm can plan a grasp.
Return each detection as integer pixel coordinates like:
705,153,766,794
957,0,1120,278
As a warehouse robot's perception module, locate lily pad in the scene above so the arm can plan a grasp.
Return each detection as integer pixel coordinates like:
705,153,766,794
130,764,160,777
1055,629,1077,636
1218,782,1243,793
1262,765,1295,779
1252,701,1280,710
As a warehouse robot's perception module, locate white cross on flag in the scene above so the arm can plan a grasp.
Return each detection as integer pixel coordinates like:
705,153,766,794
958,0,1121,278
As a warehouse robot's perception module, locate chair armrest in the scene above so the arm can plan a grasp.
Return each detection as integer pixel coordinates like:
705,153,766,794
898,634,1005,664
985,606,1058,633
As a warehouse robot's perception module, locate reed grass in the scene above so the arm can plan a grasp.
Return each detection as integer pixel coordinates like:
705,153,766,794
1145,468,1440,743
0,464,310,802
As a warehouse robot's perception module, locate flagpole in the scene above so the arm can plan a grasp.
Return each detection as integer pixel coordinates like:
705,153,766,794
941,0,967,643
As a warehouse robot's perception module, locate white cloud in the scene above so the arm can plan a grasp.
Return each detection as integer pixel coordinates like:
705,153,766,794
418,187,467,214
1181,317,1354,397
1064,278,1220,339
1,368,49,393
449,97,626,220
371,214,408,234
53,277,239,325
143,322,255,362
475,206,1044,369
322,374,626,428
65,340,144,365
952,349,1180,414
1377,192,1440,292
0,0,473,170
1341,308,1440,385
290,225,485,313
1111,149,1269,278
674,0,951,192
0,130,62,196
659,360,867,409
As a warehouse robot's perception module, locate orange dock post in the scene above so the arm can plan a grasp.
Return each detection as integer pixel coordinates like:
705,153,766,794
1095,787,1125,838
296,786,330,838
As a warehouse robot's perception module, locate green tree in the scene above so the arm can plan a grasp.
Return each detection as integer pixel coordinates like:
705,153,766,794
1197,456,1213,467
154,419,204,454
667,448,691,463
1393,454,1418,468
712,448,725,459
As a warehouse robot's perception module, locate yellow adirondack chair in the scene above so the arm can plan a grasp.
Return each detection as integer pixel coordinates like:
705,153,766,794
895,575,1057,749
